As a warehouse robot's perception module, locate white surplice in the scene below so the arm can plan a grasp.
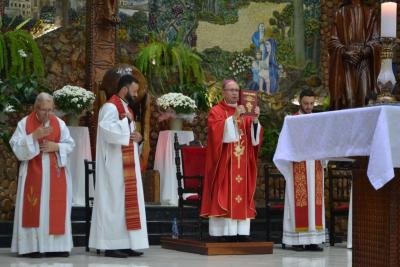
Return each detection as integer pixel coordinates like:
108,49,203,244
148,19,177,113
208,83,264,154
282,160,326,245
209,116,261,236
89,102,149,250
10,116,75,254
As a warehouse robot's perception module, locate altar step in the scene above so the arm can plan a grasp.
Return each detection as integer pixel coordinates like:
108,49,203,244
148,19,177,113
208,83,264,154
161,237,274,255
0,206,283,248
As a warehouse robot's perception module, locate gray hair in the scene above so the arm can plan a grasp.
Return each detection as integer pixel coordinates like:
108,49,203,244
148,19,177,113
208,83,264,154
34,92,54,108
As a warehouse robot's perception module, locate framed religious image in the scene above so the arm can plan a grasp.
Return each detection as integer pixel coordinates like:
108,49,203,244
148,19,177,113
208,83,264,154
239,89,258,117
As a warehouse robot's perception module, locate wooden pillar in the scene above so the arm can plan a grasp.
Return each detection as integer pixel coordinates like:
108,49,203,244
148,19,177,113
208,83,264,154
85,0,118,156
0,0,5,17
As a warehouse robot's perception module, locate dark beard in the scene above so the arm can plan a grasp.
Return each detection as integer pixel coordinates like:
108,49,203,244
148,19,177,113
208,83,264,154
126,93,141,119
126,93,135,108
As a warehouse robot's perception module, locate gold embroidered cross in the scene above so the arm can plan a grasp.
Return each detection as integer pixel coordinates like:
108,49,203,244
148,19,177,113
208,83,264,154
235,195,242,203
234,140,244,169
235,175,243,183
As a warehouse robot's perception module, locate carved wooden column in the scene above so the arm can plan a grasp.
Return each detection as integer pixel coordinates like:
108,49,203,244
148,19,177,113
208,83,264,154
85,0,118,156
0,0,4,17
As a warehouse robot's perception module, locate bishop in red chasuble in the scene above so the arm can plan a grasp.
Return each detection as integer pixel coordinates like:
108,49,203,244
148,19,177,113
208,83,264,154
282,89,325,251
201,80,262,241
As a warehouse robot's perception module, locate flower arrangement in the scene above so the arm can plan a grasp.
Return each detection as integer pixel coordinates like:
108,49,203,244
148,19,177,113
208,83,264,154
53,85,95,115
229,52,252,79
156,92,197,122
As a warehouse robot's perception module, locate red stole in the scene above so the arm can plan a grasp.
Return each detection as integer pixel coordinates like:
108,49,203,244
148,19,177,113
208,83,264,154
23,112,67,235
108,95,141,230
292,111,323,232
200,101,262,220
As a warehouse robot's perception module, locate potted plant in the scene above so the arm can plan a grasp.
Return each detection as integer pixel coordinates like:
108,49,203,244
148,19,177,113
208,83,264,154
156,92,197,131
135,32,205,95
53,85,96,126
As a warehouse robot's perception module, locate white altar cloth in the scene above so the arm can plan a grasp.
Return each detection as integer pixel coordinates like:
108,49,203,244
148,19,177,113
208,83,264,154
153,130,194,206
274,106,400,190
67,126,93,206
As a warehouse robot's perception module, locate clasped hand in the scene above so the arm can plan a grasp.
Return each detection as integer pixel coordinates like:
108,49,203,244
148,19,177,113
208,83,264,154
40,140,59,153
32,126,53,140
130,131,142,143
343,50,362,65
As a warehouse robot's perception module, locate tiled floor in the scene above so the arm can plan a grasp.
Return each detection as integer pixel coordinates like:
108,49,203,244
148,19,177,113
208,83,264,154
0,244,352,267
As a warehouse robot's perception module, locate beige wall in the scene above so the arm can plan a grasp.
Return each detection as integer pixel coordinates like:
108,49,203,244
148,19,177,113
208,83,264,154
195,2,287,52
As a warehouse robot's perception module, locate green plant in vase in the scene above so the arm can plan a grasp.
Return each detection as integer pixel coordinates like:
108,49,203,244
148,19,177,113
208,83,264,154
135,32,205,95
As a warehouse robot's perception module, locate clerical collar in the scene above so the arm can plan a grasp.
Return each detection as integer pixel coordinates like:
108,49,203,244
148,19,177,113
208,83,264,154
224,99,237,108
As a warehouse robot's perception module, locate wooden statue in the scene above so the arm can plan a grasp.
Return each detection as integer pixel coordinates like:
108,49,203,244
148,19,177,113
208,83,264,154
103,0,121,25
328,0,381,109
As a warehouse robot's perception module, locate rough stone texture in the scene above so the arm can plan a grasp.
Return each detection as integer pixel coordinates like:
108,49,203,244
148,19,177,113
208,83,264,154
36,26,86,91
0,109,30,221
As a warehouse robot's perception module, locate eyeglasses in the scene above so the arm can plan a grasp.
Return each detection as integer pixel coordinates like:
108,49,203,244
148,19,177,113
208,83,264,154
224,89,240,93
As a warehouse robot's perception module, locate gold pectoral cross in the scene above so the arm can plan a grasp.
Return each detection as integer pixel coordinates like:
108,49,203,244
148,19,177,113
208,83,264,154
234,140,245,169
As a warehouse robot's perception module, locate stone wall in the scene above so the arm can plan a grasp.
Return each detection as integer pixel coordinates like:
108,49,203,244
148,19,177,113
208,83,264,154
36,26,86,91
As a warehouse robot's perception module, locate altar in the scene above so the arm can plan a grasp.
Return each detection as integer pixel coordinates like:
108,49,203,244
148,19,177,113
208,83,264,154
67,126,93,207
153,130,194,206
274,106,400,267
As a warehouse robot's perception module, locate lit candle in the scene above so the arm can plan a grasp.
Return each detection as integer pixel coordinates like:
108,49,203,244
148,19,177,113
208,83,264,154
381,2,397,38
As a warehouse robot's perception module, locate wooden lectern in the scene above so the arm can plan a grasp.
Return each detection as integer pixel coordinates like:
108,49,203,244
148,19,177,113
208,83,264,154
352,157,400,267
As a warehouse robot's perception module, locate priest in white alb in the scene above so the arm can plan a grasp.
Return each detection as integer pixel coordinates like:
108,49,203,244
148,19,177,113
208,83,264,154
89,74,149,258
282,89,325,251
10,92,75,258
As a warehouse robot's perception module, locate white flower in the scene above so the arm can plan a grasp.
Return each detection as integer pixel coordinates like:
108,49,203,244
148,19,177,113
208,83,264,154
18,49,27,58
157,93,196,114
53,85,95,114
4,104,15,113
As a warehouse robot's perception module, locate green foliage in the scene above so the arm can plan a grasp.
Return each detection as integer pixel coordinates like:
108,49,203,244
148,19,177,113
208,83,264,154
135,35,205,95
275,35,296,68
0,74,47,153
269,3,293,38
168,84,210,112
0,28,45,79
120,11,148,44
258,110,285,162
0,75,49,112
303,61,319,78
201,47,235,82
197,11,239,25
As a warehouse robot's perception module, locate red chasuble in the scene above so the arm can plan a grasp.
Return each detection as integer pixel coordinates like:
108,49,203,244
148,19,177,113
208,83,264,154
200,101,262,220
108,95,141,230
292,111,323,232
23,112,67,235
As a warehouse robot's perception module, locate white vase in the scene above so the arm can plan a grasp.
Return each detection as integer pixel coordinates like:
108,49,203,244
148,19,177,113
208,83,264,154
169,118,183,131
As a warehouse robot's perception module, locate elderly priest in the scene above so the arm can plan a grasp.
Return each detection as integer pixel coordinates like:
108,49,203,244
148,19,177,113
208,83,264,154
10,92,75,258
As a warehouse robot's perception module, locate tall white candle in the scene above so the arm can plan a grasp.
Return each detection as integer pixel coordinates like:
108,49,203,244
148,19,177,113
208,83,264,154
381,2,397,38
